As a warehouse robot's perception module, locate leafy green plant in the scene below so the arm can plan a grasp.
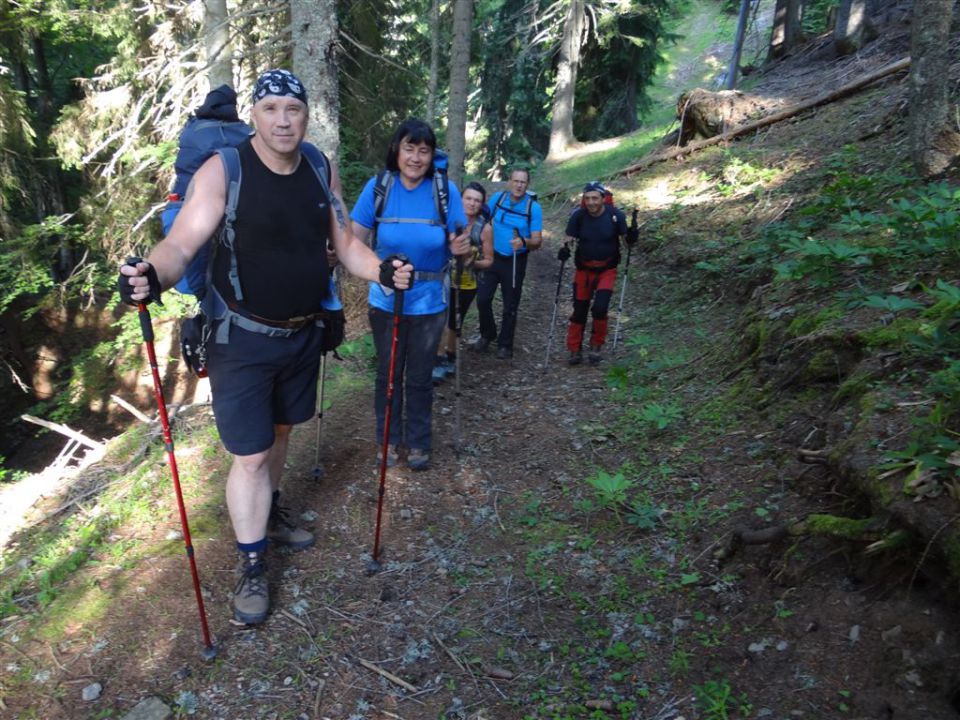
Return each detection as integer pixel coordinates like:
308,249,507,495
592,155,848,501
860,294,924,314
638,402,682,430
669,648,690,676
626,499,661,530
586,470,634,518
692,678,752,719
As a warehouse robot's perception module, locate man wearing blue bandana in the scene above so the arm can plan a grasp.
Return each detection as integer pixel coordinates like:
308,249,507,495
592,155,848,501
119,69,413,625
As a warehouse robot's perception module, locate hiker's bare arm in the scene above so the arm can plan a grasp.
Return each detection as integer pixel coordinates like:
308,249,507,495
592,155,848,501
330,165,411,289
474,223,494,270
119,157,226,300
527,229,544,250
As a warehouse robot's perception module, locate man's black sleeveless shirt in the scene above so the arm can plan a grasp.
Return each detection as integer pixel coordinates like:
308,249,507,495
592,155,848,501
212,138,330,320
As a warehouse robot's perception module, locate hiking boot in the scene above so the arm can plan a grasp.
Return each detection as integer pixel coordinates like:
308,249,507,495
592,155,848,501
377,444,399,468
268,497,315,550
496,346,513,360
408,448,431,471
470,337,492,352
432,362,448,384
588,346,602,366
568,350,583,366
443,357,456,377
233,550,269,625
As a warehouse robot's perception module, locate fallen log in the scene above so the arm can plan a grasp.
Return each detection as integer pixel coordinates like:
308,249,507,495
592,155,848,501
20,414,104,451
619,56,911,178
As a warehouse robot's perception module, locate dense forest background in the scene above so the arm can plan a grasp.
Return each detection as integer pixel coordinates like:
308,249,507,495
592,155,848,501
0,0,690,471
0,0,956,472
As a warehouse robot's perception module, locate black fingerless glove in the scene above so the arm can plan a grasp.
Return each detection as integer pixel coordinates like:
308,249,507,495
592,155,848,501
557,245,571,262
118,257,163,306
379,254,413,290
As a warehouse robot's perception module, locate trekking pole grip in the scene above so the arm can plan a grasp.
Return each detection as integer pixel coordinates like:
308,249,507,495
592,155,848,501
136,303,154,342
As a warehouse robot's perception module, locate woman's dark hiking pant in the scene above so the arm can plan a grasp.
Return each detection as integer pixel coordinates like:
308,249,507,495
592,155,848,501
369,307,446,452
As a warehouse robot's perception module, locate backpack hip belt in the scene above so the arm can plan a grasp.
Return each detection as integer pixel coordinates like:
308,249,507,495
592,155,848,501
414,270,447,282
206,286,326,344
227,302,328,330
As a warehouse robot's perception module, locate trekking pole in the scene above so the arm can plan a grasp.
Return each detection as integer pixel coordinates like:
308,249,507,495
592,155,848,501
511,228,520,290
311,351,327,479
133,295,216,660
613,208,639,351
543,246,569,369
314,264,341,479
368,287,404,574
454,256,464,454
452,224,465,454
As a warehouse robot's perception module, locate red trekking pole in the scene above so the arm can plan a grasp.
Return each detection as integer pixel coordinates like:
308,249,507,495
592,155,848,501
368,287,404,574
135,299,217,659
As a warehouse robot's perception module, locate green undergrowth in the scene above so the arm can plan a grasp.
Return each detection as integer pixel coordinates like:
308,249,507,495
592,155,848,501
517,91,960,714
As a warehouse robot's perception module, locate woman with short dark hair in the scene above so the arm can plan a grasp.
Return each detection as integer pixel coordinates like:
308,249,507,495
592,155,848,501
350,118,470,471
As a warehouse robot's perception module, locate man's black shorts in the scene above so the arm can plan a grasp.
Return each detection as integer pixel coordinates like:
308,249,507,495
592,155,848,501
206,323,324,456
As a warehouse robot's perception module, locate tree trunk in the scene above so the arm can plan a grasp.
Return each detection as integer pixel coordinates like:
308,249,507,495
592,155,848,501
290,0,341,160
768,0,805,60
548,0,585,159
726,0,751,89
834,0,879,55
203,0,233,89
426,0,440,126
447,0,474,188
909,0,960,177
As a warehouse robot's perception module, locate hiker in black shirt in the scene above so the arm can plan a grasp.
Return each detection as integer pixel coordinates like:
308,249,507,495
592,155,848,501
119,70,412,626
561,182,628,366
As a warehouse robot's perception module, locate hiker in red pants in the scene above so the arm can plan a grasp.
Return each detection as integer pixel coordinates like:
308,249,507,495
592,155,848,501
560,182,630,366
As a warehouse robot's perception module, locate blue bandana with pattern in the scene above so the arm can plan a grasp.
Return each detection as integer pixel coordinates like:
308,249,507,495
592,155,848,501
252,69,307,105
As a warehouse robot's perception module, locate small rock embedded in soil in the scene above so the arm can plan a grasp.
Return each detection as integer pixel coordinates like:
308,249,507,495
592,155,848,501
121,696,172,720
848,624,861,643
82,682,103,701
881,625,902,644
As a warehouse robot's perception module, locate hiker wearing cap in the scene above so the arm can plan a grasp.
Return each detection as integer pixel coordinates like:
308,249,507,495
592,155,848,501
350,118,470,472
560,181,629,366
473,167,543,360
118,69,412,626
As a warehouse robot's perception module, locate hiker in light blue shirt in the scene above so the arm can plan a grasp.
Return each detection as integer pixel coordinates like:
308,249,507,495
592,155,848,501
473,168,543,359
351,118,469,471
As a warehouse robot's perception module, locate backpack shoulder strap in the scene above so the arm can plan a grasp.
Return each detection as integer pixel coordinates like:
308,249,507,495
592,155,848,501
300,142,332,192
371,170,393,251
432,169,449,229
469,216,485,245
216,146,244,301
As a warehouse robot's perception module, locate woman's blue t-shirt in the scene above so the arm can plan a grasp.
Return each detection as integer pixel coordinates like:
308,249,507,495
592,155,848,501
352,173,466,315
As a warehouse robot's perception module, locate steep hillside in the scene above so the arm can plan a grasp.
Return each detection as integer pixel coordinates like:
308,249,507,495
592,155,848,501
3,5,960,720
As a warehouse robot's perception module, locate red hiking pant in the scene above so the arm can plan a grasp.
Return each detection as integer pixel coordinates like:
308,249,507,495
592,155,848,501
566,265,617,352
